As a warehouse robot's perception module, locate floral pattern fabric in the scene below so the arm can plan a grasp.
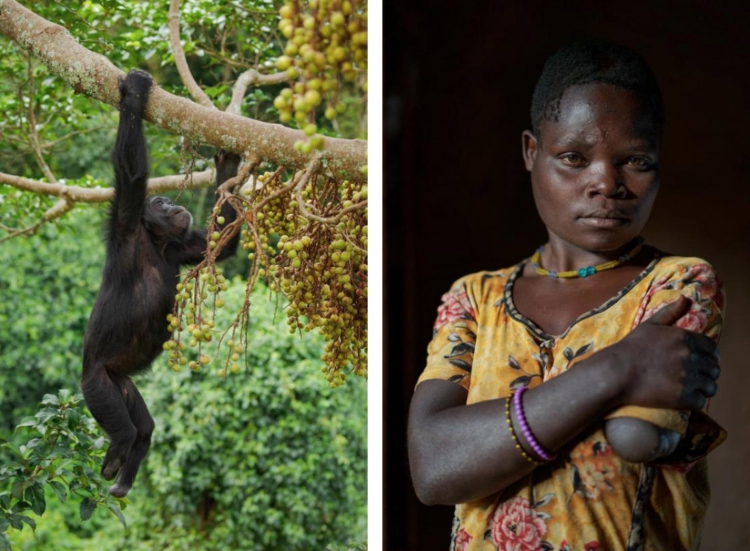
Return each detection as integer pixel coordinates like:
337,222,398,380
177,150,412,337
420,253,726,551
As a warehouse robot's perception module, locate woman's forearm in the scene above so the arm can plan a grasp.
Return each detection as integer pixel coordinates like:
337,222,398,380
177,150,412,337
409,350,628,505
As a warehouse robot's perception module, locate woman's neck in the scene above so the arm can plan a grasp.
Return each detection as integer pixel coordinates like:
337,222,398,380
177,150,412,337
540,235,642,273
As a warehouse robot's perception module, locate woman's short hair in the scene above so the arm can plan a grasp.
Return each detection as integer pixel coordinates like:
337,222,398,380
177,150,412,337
530,39,664,140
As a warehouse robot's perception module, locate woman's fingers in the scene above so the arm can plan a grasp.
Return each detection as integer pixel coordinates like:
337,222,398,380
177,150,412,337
687,393,708,411
687,352,721,380
681,371,718,410
645,296,690,326
679,383,709,410
683,330,719,361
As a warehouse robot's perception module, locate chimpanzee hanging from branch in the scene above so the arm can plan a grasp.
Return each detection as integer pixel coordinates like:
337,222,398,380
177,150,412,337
81,69,240,498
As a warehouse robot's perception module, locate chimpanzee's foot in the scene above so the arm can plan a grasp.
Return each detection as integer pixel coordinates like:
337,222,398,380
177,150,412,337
102,445,130,480
108,481,131,498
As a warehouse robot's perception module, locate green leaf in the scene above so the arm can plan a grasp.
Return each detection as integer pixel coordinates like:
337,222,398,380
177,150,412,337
108,502,127,528
10,480,26,500
49,480,67,504
19,515,36,531
79,497,96,521
27,483,46,516
41,394,59,406
2,443,23,459
7,514,22,530
98,0,123,9
204,84,228,98
16,418,37,428
0,533,9,551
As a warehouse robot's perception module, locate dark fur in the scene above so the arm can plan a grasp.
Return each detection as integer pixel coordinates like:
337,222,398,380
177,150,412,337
81,69,240,498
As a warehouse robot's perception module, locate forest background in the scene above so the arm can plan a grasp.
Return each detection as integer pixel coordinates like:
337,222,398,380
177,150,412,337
0,1,368,549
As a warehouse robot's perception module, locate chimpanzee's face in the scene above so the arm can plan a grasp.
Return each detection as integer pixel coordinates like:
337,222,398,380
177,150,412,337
143,196,192,243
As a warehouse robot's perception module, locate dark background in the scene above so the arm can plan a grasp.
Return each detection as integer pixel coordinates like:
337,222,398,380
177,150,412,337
384,2,750,549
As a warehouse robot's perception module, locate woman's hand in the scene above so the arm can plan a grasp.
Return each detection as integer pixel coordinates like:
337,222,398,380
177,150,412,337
604,296,721,411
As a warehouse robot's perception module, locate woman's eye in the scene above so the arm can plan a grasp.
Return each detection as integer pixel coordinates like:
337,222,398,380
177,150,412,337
561,153,585,165
626,157,651,168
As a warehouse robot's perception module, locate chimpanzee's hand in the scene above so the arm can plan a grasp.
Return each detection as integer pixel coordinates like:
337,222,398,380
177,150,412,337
119,69,153,115
605,296,720,411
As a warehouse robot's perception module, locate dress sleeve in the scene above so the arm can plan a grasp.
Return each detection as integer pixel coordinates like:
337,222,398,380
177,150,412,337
604,260,727,464
415,276,479,392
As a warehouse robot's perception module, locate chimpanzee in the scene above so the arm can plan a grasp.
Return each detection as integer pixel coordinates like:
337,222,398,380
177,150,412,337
81,69,240,498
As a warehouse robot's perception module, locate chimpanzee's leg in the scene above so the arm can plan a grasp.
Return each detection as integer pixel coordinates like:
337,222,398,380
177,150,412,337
108,378,154,498
81,369,137,480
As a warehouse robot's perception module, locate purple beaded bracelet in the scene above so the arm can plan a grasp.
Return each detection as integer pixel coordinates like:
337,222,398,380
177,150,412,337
513,386,558,462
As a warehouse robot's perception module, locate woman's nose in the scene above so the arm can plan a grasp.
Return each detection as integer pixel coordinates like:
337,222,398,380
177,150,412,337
586,162,626,198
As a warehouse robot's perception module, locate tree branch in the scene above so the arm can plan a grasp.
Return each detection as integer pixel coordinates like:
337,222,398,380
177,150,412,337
0,197,74,243
168,0,216,109
0,169,215,203
0,0,366,182
226,68,288,115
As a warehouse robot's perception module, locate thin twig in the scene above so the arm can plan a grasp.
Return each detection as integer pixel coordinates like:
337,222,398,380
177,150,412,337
48,0,105,32
41,125,108,149
293,157,368,226
200,46,254,69
226,69,287,115
0,197,74,243
230,3,278,15
253,166,293,210
168,0,216,109
25,54,57,183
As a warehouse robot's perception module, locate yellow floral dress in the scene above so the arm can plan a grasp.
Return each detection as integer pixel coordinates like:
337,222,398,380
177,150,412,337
416,252,726,551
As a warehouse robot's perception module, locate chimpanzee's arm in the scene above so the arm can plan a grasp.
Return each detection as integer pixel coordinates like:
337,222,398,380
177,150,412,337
108,70,153,241
175,150,241,265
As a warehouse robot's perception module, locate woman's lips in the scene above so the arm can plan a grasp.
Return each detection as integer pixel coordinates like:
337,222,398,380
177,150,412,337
579,215,629,228
578,210,630,227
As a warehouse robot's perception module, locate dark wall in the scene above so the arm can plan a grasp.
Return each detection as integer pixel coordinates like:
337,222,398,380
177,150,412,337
384,2,750,549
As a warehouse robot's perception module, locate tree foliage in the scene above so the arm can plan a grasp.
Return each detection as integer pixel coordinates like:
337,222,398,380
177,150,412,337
0,0,368,546
0,390,127,551
121,279,367,550
0,213,366,550
0,210,104,435
0,0,368,384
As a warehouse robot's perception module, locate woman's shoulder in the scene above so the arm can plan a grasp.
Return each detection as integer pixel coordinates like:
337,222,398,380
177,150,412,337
442,262,524,307
644,251,724,310
447,263,522,289
651,251,722,281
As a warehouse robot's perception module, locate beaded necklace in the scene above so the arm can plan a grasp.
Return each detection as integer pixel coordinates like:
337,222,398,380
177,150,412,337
531,237,645,279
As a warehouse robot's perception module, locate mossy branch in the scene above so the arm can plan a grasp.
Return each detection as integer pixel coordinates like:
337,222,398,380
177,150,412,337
0,0,366,182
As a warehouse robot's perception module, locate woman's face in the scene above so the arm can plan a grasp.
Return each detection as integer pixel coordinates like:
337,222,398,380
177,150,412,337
523,83,661,254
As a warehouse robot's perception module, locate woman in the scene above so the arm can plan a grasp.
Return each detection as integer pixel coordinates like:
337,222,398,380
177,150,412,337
407,40,725,551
